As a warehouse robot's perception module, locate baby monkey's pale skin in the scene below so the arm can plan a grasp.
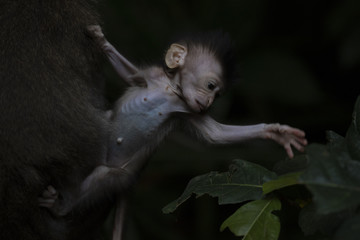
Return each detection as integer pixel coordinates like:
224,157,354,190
39,26,307,239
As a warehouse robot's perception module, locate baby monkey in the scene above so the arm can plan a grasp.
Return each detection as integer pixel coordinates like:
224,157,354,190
39,26,307,238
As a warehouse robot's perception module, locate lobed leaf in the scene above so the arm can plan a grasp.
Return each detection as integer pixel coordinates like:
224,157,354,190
346,96,360,160
334,214,360,240
263,171,303,195
273,154,308,175
299,203,355,236
299,144,360,214
220,198,281,240
326,130,345,150
163,159,276,214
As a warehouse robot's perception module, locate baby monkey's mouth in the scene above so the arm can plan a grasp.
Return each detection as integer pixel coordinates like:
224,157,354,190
195,99,206,112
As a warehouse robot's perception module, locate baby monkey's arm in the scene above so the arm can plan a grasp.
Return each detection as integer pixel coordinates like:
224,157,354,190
87,25,145,86
189,115,307,158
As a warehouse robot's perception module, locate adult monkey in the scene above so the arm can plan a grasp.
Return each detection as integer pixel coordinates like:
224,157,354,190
0,1,111,239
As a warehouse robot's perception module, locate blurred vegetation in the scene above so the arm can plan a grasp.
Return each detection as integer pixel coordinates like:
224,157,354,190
97,0,360,239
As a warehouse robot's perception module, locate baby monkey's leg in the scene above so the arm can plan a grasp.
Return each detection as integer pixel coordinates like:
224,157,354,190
38,165,135,217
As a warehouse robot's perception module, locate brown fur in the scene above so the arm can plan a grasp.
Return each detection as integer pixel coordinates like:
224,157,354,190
0,1,111,239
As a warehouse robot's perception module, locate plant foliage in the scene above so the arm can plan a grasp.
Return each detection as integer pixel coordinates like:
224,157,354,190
164,96,360,239
163,160,276,214
220,199,281,240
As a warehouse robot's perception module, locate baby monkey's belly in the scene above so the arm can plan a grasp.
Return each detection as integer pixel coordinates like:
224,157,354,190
106,96,172,167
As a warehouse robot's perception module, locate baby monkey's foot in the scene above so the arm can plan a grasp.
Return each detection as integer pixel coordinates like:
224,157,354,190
39,185,70,217
38,185,58,209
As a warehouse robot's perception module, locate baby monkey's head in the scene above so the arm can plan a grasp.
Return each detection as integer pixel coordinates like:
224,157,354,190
164,31,236,113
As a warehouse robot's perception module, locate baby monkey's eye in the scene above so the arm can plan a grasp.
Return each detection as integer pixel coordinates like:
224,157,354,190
207,82,216,91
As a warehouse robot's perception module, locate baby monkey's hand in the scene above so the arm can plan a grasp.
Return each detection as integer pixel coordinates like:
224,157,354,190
263,123,308,158
86,25,107,46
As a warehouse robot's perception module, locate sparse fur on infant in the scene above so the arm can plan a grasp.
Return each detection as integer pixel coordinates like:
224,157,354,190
39,25,307,240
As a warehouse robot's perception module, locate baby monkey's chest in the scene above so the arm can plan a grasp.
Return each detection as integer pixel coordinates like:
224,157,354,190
113,93,173,146
106,90,180,166
122,96,170,131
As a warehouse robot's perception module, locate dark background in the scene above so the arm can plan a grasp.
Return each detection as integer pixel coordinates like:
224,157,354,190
98,0,360,239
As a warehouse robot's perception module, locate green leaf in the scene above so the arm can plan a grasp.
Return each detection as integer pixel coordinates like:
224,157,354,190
346,97,360,160
300,144,360,214
220,198,281,240
326,130,345,150
263,171,303,195
334,214,360,240
273,154,308,175
163,159,276,214
299,203,354,236
346,123,360,160
352,96,360,131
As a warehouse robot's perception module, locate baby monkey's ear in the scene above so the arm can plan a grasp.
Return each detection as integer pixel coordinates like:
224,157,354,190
165,43,187,69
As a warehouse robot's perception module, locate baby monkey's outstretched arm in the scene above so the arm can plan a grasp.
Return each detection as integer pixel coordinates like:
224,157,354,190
189,115,307,158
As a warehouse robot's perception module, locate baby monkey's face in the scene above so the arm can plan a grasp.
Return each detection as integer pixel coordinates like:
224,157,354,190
180,53,224,113
164,43,224,113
